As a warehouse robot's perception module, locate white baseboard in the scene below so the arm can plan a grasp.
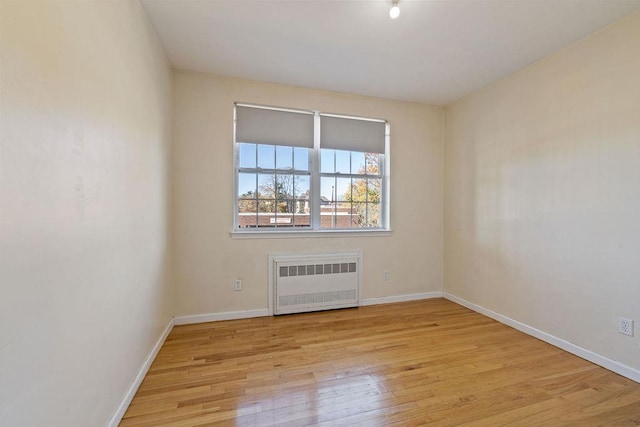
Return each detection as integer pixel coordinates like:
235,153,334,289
176,295,442,325
361,291,443,306
443,292,640,384
174,308,269,325
108,317,174,427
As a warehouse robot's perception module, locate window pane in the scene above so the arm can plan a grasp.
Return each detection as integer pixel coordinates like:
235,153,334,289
335,202,353,228
367,203,381,227
294,147,309,171
273,211,293,227
238,143,256,169
335,150,350,174
367,178,382,203
237,203,257,228
320,176,335,229
294,193,308,214
258,200,275,213
293,212,310,227
351,151,366,174
336,150,351,174
258,173,275,199
320,149,335,173
295,175,310,199
238,199,257,214
276,200,292,214
238,172,257,198
320,207,336,229
275,174,295,199
276,145,293,170
366,153,380,175
257,144,275,169
321,176,336,203
347,206,359,228
352,202,365,227
349,177,367,203
335,177,351,202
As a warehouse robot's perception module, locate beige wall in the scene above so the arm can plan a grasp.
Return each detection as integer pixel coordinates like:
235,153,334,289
172,71,444,316
444,12,640,371
0,1,173,425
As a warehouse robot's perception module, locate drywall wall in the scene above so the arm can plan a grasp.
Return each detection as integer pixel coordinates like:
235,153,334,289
444,12,640,371
172,71,444,317
0,1,173,425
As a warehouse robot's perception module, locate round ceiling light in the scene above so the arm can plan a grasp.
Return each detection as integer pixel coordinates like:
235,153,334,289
389,1,400,19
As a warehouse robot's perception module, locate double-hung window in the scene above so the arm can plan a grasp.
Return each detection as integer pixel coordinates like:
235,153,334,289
234,104,389,233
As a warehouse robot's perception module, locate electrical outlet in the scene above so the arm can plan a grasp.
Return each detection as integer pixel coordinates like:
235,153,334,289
618,317,633,336
383,270,390,281
234,279,242,291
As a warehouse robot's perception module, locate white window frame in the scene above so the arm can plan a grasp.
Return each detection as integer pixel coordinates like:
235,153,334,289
232,103,391,238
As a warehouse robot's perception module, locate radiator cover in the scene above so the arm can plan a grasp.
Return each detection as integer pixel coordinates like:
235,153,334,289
270,253,361,315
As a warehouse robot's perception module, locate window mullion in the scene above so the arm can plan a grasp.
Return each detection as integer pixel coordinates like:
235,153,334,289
382,122,390,229
273,147,278,227
252,144,259,228
310,113,321,229
233,127,240,229
253,172,258,229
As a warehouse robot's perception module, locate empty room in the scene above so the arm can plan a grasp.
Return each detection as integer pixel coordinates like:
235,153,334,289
2,0,640,425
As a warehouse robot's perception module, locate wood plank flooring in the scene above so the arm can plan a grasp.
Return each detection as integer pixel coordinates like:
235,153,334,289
120,299,640,426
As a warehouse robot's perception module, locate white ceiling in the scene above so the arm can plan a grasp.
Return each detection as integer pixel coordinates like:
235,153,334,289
140,0,640,106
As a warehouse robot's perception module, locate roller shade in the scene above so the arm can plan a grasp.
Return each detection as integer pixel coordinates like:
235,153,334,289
320,115,386,154
236,105,314,148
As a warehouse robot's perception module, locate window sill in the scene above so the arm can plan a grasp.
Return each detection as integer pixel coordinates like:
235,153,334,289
230,229,393,239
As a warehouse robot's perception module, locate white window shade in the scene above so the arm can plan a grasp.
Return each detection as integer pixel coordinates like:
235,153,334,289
320,115,386,153
236,105,314,148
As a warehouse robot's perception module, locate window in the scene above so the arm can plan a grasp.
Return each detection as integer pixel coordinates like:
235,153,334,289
234,104,389,232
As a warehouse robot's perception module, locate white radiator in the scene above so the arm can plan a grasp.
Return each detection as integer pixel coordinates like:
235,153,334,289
270,253,361,315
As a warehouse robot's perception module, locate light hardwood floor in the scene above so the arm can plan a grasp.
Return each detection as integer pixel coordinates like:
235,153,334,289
120,299,640,426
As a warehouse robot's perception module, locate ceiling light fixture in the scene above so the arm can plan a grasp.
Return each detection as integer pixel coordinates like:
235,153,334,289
389,0,400,19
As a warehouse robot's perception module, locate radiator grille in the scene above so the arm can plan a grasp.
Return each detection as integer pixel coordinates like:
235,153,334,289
279,262,356,277
278,289,357,307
